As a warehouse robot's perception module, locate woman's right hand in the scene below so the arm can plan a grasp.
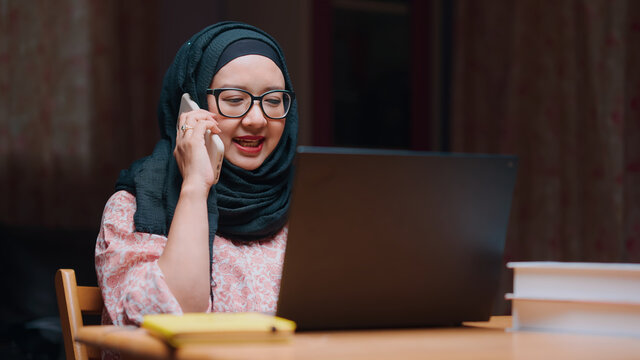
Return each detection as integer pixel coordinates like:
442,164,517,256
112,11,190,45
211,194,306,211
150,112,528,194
163,109,220,312
174,109,222,195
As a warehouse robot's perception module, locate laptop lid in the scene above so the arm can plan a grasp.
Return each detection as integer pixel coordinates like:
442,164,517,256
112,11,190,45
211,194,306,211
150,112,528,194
276,146,518,330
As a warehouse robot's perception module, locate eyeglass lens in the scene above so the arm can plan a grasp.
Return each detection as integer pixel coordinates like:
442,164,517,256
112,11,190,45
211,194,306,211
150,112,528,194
218,89,291,119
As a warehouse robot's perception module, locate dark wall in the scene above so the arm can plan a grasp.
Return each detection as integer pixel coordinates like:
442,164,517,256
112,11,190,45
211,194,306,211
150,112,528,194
0,2,226,359
0,225,98,359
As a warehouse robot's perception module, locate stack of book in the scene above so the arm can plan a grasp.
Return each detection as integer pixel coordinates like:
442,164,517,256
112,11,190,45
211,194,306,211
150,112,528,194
506,261,640,337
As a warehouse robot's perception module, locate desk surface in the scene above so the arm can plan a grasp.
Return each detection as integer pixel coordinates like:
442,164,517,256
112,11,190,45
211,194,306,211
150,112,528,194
76,316,640,360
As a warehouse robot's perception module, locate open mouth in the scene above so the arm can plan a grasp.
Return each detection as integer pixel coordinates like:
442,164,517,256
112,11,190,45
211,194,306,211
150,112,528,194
233,136,265,152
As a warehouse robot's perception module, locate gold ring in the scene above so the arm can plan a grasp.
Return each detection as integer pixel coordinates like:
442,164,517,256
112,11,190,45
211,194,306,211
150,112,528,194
180,124,193,134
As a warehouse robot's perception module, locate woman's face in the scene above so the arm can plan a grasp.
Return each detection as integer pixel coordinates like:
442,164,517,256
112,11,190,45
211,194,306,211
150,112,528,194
207,55,286,171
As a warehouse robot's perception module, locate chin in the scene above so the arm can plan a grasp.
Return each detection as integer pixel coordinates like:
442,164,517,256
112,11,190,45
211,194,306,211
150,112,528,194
227,156,263,171
240,163,261,171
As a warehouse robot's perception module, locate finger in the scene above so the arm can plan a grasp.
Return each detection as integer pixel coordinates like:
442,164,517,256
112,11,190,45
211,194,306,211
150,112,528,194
189,111,218,129
186,127,196,139
178,109,211,127
183,109,215,121
185,117,208,140
177,109,217,139
183,111,219,131
177,111,192,130
200,119,222,134
194,108,217,118
177,119,196,139
176,115,188,139
181,116,211,136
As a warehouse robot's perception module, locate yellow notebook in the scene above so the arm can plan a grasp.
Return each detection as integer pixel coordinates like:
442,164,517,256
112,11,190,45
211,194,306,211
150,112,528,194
141,312,296,347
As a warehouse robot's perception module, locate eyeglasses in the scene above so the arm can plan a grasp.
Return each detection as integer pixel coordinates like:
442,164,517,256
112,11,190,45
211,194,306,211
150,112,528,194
206,88,295,119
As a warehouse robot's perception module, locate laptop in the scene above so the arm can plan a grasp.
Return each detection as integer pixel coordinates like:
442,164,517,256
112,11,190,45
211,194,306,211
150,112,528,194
276,146,518,330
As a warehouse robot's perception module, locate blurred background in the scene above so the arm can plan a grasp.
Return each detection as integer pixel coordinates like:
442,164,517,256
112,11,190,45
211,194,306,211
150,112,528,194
1,0,639,358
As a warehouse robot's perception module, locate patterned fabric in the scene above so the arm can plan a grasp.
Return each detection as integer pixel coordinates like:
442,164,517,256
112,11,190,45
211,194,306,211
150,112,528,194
95,191,286,326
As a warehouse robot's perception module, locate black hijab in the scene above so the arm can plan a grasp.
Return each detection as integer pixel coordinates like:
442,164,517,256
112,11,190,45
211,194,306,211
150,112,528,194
115,22,298,256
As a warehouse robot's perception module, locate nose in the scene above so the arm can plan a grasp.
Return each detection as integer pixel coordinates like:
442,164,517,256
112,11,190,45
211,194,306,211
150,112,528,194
241,100,268,128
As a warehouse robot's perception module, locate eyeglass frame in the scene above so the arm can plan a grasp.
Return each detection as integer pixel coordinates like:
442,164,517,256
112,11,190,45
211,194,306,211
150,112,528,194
206,88,295,119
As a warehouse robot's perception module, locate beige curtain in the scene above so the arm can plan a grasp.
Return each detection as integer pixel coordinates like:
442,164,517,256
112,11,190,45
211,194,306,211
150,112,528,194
452,0,640,265
0,0,160,228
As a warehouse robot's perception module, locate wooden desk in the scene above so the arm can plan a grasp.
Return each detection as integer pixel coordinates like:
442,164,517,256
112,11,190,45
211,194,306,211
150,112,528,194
76,316,640,360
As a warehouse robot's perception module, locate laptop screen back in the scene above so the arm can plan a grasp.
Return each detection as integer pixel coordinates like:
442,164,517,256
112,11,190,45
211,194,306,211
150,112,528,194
276,147,518,330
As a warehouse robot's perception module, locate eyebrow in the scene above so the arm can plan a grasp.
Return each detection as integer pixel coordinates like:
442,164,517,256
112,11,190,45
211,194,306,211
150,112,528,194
217,84,286,92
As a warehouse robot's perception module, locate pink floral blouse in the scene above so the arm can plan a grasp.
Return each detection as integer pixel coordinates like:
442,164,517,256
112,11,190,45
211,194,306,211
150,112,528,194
95,190,287,326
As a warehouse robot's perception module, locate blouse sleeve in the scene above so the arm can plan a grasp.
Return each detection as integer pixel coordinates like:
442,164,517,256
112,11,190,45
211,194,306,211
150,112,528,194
95,191,212,325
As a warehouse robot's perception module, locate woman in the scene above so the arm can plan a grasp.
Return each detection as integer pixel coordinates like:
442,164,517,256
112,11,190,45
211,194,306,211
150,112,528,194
95,21,298,326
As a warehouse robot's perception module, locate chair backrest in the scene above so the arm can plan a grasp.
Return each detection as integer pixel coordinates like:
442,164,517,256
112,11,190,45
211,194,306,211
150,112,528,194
55,269,104,360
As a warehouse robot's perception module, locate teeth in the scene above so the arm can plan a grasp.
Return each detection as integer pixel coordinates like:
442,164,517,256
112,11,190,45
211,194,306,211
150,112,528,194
235,139,261,147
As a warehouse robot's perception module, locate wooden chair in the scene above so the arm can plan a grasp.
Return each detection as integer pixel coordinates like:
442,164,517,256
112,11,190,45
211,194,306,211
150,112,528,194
55,269,104,360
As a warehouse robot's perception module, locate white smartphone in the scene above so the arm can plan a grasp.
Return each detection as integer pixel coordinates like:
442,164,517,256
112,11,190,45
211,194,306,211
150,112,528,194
178,93,225,184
